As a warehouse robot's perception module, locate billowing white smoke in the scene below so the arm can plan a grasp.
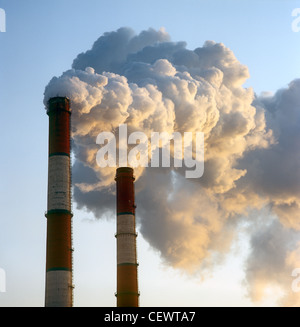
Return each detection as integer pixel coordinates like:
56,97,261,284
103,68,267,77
44,27,300,306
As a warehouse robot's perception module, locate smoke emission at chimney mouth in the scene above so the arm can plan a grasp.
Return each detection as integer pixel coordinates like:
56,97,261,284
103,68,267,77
44,27,300,306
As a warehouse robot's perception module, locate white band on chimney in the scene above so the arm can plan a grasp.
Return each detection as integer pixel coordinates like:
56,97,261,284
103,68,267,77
117,214,135,234
47,156,71,212
117,214,137,265
45,270,72,307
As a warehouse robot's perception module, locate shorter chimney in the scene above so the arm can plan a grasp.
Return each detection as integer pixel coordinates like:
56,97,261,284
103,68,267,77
115,167,139,307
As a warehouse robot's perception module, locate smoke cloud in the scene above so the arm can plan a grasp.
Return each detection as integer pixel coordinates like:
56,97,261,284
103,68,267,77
44,27,300,306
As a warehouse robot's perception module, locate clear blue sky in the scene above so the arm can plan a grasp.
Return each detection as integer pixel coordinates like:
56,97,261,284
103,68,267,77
0,0,299,307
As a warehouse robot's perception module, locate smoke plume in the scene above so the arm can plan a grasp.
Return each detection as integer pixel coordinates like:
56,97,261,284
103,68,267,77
44,27,300,306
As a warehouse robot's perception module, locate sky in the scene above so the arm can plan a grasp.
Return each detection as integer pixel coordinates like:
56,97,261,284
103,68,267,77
0,0,300,307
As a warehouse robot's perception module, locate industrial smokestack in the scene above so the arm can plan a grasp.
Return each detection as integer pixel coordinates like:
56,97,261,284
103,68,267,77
115,167,139,307
44,97,73,307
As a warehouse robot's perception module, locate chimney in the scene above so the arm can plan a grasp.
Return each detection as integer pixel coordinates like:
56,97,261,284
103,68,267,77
115,167,139,307
44,97,74,307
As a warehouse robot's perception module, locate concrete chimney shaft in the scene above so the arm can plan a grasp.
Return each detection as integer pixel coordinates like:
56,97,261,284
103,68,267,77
115,167,139,307
45,97,73,307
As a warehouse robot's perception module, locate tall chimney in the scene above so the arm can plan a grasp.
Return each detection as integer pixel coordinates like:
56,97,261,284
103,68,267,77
115,167,139,307
44,97,73,307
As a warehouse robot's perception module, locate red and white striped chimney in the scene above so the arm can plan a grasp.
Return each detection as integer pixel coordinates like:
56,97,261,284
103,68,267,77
115,167,139,307
44,97,73,307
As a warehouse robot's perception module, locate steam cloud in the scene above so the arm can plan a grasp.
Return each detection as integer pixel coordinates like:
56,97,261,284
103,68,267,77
44,27,300,306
